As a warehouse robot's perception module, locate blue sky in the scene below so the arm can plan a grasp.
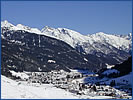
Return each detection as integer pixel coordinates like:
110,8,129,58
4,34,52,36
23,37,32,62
1,1,132,35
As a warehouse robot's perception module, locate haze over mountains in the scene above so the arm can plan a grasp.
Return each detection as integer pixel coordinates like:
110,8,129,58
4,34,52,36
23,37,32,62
1,20,132,73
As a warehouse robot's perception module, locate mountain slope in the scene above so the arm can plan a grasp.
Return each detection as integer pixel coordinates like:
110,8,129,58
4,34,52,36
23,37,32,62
41,26,131,53
1,20,132,71
99,56,132,78
2,28,104,77
2,20,131,54
41,27,131,63
111,56,132,77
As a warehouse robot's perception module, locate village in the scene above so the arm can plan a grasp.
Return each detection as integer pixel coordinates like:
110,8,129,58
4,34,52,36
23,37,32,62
17,70,132,99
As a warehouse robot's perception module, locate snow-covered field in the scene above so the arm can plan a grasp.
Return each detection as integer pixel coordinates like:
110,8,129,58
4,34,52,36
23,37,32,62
2,75,120,99
1,75,79,99
101,73,132,85
1,69,132,99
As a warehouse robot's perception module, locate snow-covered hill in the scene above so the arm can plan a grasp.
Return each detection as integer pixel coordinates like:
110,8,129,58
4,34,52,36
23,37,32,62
101,72,132,86
1,75,79,99
2,72,131,99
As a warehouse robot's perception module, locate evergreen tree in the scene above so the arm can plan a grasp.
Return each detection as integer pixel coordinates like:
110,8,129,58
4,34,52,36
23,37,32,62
110,80,116,86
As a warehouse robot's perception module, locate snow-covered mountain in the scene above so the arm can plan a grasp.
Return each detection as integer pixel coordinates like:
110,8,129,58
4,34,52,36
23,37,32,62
1,20,132,99
1,20,131,55
1,20,132,66
41,27,132,54
1,20,42,34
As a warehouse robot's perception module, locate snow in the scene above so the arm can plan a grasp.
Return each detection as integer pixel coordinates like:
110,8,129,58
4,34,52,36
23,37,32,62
70,69,94,75
102,73,132,85
1,20,43,35
84,58,88,62
48,60,56,63
89,32,131,52
2,74,116,99
1,75,79,99
1,70,132,99
1,20,132,55
1,20,14,28
41,27,89,48
10,70,29,80
38,67,42,71
102,69,119,76
106,63,115,69
40,26,132,54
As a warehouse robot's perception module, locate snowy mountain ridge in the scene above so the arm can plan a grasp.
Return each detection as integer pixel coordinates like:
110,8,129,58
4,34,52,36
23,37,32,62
1,20,42,35
1,20,132,55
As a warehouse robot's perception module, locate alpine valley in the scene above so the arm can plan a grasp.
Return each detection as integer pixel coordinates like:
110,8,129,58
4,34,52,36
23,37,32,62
1,20,132,99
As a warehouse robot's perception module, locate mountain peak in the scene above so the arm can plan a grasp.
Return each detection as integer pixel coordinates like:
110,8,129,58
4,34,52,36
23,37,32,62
128,33,132,37
3,20,8,24
41,26,55,33
44,26,51,28
95,32,106,35
16,24,31,31
1,20,14,28
1,20,43,35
